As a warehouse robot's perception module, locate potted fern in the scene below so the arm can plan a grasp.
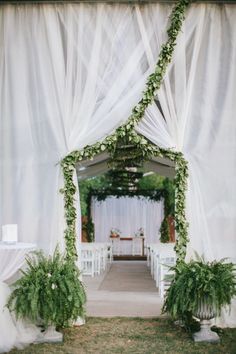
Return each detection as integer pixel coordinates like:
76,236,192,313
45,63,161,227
7,247,86,343
162,255,236,342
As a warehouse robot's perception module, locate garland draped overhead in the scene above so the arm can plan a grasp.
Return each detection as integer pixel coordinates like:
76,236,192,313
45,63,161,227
60,0,190,264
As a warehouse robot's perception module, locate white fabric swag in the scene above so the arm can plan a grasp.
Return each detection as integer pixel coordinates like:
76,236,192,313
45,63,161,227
0,3,172,252
136,4,236,326
91,196,164,246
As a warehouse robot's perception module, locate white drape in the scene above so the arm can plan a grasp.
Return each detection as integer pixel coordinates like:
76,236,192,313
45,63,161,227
136,4,236,326
0,3,172,253
91,196,164,246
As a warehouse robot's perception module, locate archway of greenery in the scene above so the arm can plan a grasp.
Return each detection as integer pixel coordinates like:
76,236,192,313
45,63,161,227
60,0,190,264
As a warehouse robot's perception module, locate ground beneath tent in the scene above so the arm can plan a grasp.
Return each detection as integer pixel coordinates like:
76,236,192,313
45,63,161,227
83,261,161,317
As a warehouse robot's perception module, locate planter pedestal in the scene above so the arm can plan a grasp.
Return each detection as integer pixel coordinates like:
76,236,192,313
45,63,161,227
35,326,63,343
193,299,220,343
193,319,219,343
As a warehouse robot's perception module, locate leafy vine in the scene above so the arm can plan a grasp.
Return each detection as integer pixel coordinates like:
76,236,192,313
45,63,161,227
60,0,190,264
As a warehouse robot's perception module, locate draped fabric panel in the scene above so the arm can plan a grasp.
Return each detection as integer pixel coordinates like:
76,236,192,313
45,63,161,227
91,196,164,246
136,4,236,326
0,3,172,252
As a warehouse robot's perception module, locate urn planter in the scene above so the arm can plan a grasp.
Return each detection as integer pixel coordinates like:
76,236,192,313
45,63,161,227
35,325,63,343
193,299,219,343
162,255,236,344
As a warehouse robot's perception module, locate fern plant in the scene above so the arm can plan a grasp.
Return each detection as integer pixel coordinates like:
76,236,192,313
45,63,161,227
7,247,86,328
162,255,236,325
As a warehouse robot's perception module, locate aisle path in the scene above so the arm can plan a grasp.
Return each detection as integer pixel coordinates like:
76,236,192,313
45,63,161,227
83,261,163,317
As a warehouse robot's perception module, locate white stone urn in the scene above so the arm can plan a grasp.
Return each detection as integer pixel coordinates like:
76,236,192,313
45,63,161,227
193,298,220,343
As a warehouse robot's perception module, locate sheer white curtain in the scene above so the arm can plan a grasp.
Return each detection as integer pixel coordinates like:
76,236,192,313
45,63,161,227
91,196,164,245
136,4,236,326
0,3,172,253
0,4,173,351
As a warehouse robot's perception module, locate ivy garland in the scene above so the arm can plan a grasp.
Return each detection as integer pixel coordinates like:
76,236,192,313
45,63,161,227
89,188,166,203
60,0,190,264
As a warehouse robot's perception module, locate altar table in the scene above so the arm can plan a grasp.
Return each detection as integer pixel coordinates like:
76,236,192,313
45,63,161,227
110,237,144,256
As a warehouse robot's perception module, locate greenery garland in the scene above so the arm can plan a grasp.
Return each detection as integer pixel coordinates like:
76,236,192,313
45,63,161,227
60,0,190,264
160,217,170,243
89,188,165,202
159,179,175,243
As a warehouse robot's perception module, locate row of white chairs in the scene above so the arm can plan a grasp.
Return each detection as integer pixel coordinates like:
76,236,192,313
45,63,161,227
78,242,112,277
146,243,176,298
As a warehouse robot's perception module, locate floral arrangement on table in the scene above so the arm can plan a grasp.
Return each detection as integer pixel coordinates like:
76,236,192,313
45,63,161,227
135,227,144,237
110,228,121,238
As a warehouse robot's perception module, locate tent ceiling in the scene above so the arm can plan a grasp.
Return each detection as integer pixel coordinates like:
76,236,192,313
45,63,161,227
76,152,175,180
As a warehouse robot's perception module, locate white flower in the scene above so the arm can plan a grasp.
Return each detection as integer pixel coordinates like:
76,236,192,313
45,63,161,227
110,228,121,235
51,283,57,290
47,273,52,278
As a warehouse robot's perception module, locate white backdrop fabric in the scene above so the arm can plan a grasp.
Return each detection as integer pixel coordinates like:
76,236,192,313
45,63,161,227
136,4,236,326
91,196,164,246
0,2,235,328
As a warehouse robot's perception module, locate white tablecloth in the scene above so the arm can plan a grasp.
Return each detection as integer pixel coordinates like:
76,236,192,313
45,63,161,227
0,242,36,282
0,242,40,353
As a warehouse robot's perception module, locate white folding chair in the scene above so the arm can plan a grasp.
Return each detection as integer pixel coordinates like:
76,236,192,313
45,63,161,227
150,244,159,278
78,244,96,277
146,244,151,267
159,256,176,298
106,242,113,263
98,243,108,271
154,244,175,287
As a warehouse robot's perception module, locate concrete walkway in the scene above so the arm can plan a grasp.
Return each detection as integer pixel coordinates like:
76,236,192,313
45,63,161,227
83,261,163,317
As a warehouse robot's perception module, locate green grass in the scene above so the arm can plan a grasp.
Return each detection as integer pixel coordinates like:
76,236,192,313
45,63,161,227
10,317,236,354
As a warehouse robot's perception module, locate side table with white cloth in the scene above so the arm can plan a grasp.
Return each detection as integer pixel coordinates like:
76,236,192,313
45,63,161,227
0,242,41,353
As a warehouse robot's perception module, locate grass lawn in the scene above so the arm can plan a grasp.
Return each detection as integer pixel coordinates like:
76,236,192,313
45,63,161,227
10,317,236,354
